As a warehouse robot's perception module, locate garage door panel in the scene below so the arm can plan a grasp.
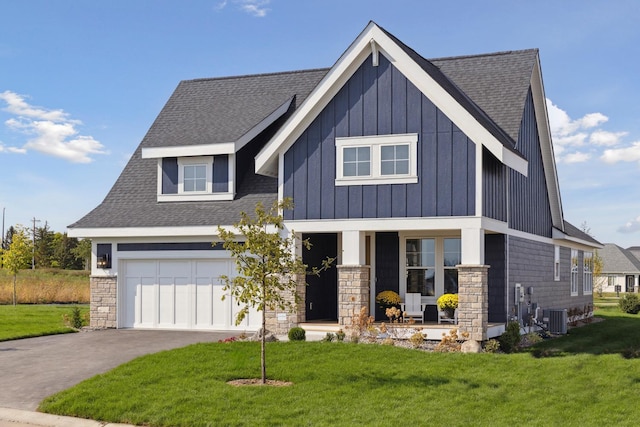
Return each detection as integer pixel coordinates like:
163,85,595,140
122,259,259,331
139,277,156,326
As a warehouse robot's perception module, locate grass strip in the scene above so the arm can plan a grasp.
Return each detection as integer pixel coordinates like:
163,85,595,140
0,304,88,341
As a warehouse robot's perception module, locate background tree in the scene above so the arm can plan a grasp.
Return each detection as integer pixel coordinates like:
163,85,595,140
1,226,32,305
51,232,83,269
71,238,92,271
217,199,333,384
34,222,55,268
593,250,605,297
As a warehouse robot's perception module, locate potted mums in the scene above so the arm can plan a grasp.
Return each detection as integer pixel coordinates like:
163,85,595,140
437,293,459,319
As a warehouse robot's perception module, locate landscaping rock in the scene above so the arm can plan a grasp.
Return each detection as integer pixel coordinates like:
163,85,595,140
249,328,279,342
461,340,482,353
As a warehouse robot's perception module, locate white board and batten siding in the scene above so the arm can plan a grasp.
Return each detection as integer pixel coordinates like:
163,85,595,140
120,259,260,331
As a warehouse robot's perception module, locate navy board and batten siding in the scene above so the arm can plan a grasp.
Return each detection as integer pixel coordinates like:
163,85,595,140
160,155,229,194
283,54,475,221
509,89,553,237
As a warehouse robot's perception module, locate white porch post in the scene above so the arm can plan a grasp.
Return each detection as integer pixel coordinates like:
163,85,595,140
338,231,370,327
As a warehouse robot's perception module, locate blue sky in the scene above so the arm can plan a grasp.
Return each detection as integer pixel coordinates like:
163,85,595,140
1,0,639,247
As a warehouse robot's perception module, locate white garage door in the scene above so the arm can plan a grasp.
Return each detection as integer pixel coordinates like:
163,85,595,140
121,259,260,331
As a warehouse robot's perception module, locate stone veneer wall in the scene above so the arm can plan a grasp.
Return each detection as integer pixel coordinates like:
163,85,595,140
457,265,489,342
265,274,306,335
90,275,117,328
337,265,370,327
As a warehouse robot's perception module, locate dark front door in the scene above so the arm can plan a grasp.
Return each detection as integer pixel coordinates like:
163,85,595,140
626,275,635,293
375,232,399,321
303,233,338,322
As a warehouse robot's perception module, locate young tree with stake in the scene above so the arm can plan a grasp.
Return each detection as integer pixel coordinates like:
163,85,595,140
217,199,333,384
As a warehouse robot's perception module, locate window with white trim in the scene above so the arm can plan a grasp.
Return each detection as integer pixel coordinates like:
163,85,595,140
335,133,418,186
583,252,593,295
554,245,560,281
178,156,212,194
405,237,461,298
570,249,579,296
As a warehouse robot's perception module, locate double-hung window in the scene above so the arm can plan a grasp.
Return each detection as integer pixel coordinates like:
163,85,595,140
405,237,461,298
570,249,579,296
583,252,593,295
335,133,418,185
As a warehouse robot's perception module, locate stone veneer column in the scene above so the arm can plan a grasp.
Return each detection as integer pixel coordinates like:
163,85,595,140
337,265,370,327
90,275,117,329
265,273,306,335
457,265,489,342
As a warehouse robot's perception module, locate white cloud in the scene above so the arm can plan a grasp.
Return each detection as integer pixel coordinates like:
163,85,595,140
564,151,591,164
546,98,638,166
0,90,106,163
234,0,270,17
601,141,640,165
618,215,640,234
590,130,628,146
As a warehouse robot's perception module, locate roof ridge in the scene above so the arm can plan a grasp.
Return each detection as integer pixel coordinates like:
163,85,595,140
183,67,331,84
429,48,539,62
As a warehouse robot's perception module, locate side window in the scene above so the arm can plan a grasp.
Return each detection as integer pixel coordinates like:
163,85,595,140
570,249,579,296
583,252,593,295
554,245,560,281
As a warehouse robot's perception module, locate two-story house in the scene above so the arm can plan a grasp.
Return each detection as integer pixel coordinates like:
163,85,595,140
69,22,600,341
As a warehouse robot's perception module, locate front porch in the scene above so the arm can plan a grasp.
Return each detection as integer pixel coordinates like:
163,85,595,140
300,321,506,341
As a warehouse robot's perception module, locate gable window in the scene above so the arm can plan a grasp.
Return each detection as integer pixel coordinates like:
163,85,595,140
335,133,418,186
570,249,579,296
583,252,593,295
381,145,409,175
343,146,371,177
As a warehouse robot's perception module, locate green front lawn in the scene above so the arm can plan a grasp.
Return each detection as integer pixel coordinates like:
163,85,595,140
40,311,640,426
0,304,88,341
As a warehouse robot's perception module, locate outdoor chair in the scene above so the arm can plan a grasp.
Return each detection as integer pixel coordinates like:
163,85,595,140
400,292,426,323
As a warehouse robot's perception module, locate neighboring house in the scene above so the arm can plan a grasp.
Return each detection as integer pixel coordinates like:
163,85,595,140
68,22,601,341
598,244,640,294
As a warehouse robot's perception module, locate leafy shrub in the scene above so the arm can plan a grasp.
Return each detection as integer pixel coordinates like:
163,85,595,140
498,321,521,353
483,339,500,353
335,329,345,342
323,333,335,342
288,327,306,341
62,306,88,329
619,294,640,314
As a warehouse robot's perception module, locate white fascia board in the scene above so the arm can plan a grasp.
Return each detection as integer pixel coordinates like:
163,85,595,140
551,228,603,250
235,97,294,152
68,226,225,239
256,22,528,177
142,143,235,159
68,224,282,239
531,58,564,230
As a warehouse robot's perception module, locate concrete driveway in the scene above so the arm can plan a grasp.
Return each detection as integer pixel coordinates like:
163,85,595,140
0,329,234,411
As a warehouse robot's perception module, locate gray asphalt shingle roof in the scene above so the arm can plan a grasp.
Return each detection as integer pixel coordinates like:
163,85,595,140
69,32,545,230
600,243,640,273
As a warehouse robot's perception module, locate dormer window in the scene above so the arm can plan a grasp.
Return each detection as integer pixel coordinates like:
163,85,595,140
335,133,418,186
179,157,211,193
